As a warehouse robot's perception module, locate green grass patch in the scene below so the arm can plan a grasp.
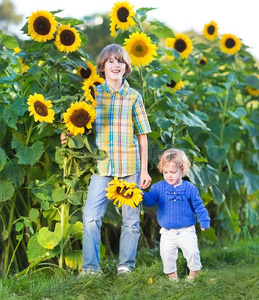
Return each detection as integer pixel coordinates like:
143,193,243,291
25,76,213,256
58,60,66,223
1,238,259,300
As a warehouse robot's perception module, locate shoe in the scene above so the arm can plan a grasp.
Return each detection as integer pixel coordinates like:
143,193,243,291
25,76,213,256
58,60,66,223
169,277,179,282
117,266,131,276
185,276,195,283
77,269,102,278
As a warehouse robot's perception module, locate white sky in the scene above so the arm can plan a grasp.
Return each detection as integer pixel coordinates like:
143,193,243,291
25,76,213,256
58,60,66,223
6,0,259,59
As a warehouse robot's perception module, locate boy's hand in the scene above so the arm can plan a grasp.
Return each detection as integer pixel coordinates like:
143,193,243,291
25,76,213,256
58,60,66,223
140,172,152,189
60,132,73,145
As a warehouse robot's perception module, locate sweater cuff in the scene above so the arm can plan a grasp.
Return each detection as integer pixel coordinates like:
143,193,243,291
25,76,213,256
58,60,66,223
200,221,210,229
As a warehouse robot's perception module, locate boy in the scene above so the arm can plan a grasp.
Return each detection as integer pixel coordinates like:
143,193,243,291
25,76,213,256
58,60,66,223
142,148,210,281
80,44,151,275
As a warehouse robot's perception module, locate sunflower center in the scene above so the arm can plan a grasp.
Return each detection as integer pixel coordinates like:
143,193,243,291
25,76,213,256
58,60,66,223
167,80,176,88
199,58,206,65
33,16,51,35
174,39,187,53
81,67,91,79
94,81,101,86
225,38,236,49
70,109,90,127
60,30,76,46
34,100,48,116
133,41,149,57
116,187,133,199
207,25,215,35
89,86,96,100
117,7,129,22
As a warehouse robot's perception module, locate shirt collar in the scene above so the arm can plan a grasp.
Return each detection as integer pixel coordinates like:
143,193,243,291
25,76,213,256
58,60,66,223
103,78,129,97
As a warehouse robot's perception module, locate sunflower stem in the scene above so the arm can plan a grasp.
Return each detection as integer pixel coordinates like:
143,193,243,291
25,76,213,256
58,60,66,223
43,61,57,92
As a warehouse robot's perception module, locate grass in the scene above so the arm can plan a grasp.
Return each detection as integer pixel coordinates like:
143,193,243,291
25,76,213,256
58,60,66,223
1,238,259,300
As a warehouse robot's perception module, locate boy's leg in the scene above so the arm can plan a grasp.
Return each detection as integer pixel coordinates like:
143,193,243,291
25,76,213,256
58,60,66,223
82,175,112,272
117,172,141,271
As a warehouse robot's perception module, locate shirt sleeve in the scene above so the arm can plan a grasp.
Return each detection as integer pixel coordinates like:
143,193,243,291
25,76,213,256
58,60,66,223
142,184,159,207
189,185,210,229
132,94,151,135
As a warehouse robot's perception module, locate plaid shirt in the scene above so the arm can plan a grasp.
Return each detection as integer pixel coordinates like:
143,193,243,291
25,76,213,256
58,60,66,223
94,79,151,177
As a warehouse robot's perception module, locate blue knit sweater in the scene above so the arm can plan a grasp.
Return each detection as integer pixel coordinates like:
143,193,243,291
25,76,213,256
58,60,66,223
142,180,210,230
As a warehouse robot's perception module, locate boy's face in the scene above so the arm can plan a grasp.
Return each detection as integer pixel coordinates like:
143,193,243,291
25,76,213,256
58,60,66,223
163,162,183,186
103,55,126,84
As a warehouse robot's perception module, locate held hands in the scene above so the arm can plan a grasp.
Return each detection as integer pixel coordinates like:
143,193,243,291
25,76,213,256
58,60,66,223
140,171,152,189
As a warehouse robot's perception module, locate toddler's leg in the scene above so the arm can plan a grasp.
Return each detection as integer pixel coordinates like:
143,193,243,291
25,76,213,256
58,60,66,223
160,228,179,279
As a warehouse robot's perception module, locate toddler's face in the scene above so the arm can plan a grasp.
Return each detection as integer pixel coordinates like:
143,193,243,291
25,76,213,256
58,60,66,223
163,162,183,186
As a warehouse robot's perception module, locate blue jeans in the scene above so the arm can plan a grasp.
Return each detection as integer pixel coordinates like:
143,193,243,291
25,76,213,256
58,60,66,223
82,172,141,272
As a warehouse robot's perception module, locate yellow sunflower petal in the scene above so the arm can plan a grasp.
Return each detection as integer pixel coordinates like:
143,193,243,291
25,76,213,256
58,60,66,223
27,92,55,123
55,24,81,53
77,61,97,80
109,1,135,31
82,78,99,107
124,31,157,67
28,10,58,42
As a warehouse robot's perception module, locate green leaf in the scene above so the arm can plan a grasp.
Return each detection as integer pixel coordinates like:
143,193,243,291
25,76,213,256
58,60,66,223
1,34,18,49
52,187,67,204
43,205,60,221
0,180,15,202
37,223,62,249
65,250,82,270
15,222,24,232
67,221,83,236
29,208,40,221
0,147,7,172
2,108,18,129
27,233,59,262
209,185,225,205
16,141,44,165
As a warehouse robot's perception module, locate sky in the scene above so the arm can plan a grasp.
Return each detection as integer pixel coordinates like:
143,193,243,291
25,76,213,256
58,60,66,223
6,0,259,59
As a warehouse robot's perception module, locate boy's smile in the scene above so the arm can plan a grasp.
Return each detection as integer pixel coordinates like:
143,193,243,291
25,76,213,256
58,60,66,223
104,55,126,89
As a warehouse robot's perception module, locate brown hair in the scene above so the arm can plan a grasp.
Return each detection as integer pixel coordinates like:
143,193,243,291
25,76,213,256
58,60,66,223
97,44,132,79
158,148,191,177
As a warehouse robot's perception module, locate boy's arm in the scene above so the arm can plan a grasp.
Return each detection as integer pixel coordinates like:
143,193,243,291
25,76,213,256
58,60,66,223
137,134,152,189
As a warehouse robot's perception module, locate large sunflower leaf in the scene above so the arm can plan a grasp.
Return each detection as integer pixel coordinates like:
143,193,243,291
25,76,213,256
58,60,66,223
37,223,62,249
16,141,44,165
65,250,82,270
0,147,7,172
0,180,15,202
27,233,60,263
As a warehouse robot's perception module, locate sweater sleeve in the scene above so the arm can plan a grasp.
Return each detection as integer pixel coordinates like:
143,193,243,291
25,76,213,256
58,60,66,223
142,183,159,207
189,185,210,229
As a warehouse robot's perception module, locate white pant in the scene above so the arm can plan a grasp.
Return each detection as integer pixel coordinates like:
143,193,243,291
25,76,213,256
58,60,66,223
160,226,202,274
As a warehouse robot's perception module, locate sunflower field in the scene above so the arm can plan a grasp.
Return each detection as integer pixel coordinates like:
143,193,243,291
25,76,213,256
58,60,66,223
0,2,259,276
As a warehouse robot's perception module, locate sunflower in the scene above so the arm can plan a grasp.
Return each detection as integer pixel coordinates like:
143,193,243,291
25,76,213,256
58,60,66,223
105,177,143,208
166,33,193,59
82,78,99,107
63,101,96,136
199,56,207,65
90,73,105,87
110,21,119,37
109,1,135,31
202,21,219,41
19,58,30,75
28,10,58,42
124,31,157,67
166,79,184,92
246,75,259,96
76,61,97,80
14,47,20,54
220,34,241,55
55,24,81,53
27,93,55,123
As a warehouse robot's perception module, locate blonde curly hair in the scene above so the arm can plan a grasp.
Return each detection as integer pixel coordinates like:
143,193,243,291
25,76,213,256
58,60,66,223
158,148,191,177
